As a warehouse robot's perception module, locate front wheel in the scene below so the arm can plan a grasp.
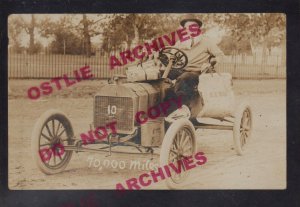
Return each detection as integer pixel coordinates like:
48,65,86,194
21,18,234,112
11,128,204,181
160,119,196,189
31,109,74,174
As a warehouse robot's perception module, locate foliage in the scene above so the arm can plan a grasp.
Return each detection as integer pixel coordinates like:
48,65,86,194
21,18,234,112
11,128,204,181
219,36,252,55
214,13,286,54
8,14,286,55
101,14,180,52
8,14,43,54
8,15,23,51
40,16,84,55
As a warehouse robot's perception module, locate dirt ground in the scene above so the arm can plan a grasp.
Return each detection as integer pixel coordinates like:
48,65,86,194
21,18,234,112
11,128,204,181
8,79,286,189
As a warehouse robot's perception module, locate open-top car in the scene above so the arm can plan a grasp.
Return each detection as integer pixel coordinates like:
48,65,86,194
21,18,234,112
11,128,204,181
31,47,252,189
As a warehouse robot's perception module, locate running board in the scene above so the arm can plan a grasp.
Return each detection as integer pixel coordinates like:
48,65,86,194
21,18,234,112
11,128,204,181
194,123,233,130
64,145,160,156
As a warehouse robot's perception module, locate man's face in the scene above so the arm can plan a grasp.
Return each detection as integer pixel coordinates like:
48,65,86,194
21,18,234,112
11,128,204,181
183,21,198,29
183,21,199,37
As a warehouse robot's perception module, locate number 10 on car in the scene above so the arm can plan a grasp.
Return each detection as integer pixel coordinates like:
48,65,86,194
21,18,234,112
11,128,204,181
108,105,117,115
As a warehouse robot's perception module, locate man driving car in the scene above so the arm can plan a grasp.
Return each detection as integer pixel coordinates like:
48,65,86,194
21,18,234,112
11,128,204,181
171,14,224,109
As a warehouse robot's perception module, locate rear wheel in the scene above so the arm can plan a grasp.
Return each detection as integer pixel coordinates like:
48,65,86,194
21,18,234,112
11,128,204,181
233,103,252,155
160,119,196,189
31,109,74,174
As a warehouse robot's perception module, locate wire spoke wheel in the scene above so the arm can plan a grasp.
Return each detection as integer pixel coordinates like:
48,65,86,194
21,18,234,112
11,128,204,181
39,118,71,169
233,103,252,155
160,119,196,189
239,109,251,148
168,128,194,184
32,109,74,174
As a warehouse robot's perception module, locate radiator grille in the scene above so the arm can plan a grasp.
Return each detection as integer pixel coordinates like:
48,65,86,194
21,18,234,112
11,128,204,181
94,96,134,133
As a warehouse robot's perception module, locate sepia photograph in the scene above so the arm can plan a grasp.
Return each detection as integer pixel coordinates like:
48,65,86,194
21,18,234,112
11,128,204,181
7,13,286,190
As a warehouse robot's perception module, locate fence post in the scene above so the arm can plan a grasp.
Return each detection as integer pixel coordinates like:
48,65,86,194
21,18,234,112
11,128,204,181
233,52,237,78
260,52,264,77
25,59,29,79
276,55,279,78
253,53,256,79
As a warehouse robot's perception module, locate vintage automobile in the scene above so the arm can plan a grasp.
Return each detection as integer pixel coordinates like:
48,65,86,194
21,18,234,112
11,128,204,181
31,47,252,189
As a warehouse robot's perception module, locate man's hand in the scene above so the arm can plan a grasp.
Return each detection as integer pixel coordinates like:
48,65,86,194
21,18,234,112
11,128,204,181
199,62,212,72
209,57,217,67
162,53,176,62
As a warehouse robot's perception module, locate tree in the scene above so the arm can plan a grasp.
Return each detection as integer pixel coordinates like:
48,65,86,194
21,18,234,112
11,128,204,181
101,14,180,52
219,36,251,55
214,13,285,55
103,13,285,57
18,14,37,54
78,14,112,56
8,14,42,54
40,15,83,54
8,15,23,53
27,14,36,54
82,14,92,56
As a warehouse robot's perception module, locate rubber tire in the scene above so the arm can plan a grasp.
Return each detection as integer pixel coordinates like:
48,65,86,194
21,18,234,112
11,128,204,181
160,119,197,189
233,102,252,155
31,109,74,174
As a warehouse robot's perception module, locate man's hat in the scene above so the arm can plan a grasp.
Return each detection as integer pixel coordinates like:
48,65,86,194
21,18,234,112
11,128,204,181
180,14,203,28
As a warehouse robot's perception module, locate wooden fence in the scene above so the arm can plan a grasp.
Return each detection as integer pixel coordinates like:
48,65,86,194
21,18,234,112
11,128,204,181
8,49,286,79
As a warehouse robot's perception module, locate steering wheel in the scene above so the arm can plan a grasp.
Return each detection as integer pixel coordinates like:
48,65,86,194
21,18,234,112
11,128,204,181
158,47,188,70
